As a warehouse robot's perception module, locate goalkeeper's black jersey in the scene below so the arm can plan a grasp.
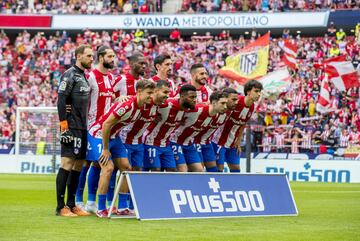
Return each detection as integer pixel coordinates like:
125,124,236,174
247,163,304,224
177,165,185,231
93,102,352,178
57,65,90,130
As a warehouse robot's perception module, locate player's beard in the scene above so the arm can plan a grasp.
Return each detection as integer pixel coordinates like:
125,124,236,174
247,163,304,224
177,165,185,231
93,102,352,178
195,76,206,86
103,61,114,69
183,102,195,109
81,61,92,69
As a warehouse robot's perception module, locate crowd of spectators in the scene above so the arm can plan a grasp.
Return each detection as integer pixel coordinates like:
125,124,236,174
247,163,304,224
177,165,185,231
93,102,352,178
0,25,359,155
1,0,359,14
0,0,161,14
179,0,360,13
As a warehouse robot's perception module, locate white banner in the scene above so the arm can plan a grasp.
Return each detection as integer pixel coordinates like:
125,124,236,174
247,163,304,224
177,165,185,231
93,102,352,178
248,159,360,183
52,12,329,30
0,155,60,174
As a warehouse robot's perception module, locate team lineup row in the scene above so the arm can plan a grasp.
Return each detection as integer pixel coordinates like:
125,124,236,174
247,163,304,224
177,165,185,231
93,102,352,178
55,44,263,217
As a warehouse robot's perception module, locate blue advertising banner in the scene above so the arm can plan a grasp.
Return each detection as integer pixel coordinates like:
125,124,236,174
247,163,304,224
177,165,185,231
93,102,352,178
127,173,298,220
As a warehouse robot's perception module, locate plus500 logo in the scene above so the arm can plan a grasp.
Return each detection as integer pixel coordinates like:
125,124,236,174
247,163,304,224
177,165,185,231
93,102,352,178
169,189,265,214
266,166,350,183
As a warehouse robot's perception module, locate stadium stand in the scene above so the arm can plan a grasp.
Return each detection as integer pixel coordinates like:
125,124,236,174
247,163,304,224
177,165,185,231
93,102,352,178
179,0,360,13
0,0,160,14
0,22,359,154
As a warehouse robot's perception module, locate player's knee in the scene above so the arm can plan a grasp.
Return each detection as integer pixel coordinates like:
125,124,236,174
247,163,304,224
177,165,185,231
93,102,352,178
177,165,188,172
72,160,84,172
102,164,114,176
60,157,75,171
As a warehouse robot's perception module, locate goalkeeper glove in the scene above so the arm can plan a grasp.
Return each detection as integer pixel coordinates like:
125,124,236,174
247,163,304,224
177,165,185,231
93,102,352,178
59,120,73,145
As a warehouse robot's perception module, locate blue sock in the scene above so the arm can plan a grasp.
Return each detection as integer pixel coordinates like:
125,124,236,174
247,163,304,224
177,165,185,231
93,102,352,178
98,194,107,211
230,169,240,173
75,165,89,203
118,193,129,209
107,170,117,206
128,195,134,210
206,166,218,172
87,165,101,202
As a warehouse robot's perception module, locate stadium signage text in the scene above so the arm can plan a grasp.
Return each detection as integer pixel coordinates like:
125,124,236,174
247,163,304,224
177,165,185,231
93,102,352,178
126,173,297,220
51,12,329,29
248,159,360,183
169,179,265,214
21,161,59,174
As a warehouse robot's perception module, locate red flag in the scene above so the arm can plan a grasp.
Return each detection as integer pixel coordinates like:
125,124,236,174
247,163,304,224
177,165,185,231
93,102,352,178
316,74,332,113
282,40,297,70
324,55,359,91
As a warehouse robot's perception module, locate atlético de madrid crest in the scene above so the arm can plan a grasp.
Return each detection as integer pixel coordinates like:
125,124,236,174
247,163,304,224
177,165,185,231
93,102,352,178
239,52,258,75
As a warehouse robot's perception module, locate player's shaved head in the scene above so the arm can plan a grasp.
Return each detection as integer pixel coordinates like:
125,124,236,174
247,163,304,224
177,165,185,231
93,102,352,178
190,63,205,74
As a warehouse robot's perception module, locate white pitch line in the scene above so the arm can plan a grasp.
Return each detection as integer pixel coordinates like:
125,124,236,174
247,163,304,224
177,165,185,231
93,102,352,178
294,190,360,193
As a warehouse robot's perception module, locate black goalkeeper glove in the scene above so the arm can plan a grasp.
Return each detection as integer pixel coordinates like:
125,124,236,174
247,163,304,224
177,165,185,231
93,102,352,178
60,130,74,145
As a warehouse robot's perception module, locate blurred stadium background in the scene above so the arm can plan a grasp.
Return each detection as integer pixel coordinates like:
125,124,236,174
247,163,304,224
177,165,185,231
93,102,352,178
0,1,359,240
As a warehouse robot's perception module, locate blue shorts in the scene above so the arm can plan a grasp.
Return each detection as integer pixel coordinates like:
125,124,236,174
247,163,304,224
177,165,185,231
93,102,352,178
171,142,202,165
124,144,144,168
144,145,176,169
196,143,216,163
86,133,128,161
212,142,240,165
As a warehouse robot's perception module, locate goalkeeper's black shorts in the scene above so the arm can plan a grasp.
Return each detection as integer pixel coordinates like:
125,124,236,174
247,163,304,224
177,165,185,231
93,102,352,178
60,129,87,160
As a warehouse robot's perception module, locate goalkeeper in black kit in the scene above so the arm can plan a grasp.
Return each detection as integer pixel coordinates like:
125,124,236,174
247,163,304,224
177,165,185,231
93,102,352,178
55,45,93,217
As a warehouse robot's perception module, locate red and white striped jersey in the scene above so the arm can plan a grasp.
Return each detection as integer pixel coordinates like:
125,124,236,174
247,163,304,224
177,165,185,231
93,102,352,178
175,83,213,103
88,96,142,139
120,101,159,145
291,139,300,153
150,75,176,97
170,104,214,146
293,92,302,107
87,69,114,129
144,98,187,147
301,133,312,149
339,134,350,147
112,73,142,98
213,96,254,148
193,113,228,145
274,133,285,148
262,136,272,152
350,132,360,145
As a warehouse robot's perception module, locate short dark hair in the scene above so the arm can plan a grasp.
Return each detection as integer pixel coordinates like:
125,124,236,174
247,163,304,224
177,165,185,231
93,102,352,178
222,87,238,95
190,63,205,74
128,52,144,65
210,91,227,103
96,45,112,60
155,80,171,89
135,79,155,91
244,80,263,96
179,84,196,96
75,44,92,58
154,54,171,71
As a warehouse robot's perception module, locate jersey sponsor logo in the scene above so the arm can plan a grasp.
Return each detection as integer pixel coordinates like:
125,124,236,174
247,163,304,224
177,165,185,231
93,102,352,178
80,86,91,92
59,81,67,91
169,178,265,214
117,107,126,116
229,117,246,125
99,91,113,97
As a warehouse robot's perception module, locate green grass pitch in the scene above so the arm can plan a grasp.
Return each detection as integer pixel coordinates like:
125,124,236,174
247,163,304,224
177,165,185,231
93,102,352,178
0,174,359,241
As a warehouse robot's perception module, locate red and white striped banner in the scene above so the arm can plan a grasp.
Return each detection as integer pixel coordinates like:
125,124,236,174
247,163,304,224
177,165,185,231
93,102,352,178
282,40,297,70
316,74,332,113
324,55,360,92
